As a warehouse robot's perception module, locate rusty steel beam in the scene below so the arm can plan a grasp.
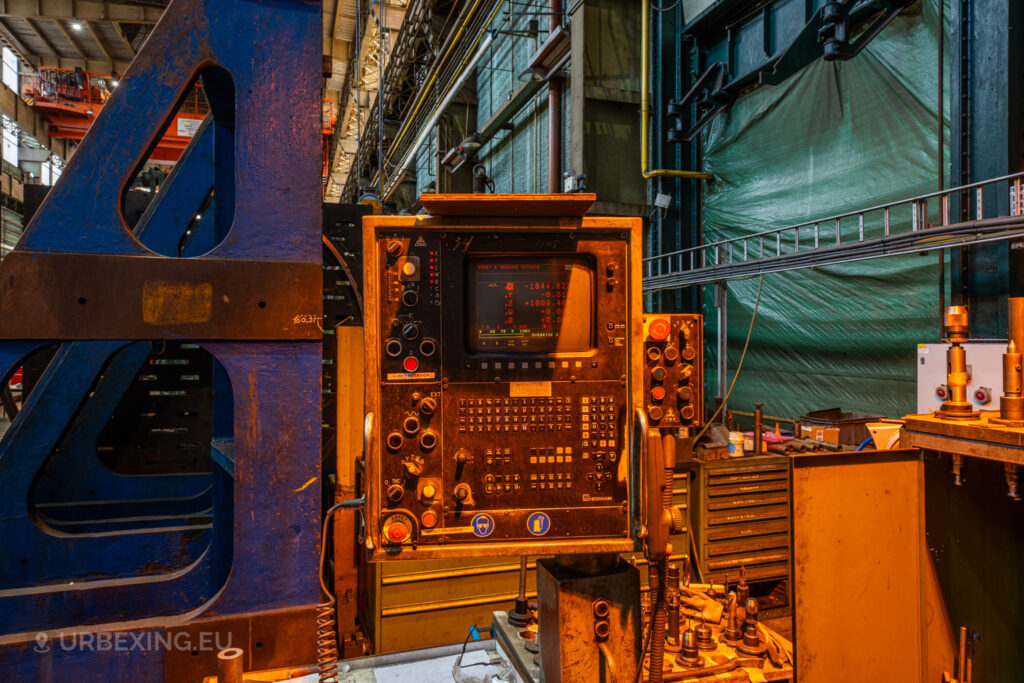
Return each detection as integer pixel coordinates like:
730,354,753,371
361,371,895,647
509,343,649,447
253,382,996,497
0,0,162,24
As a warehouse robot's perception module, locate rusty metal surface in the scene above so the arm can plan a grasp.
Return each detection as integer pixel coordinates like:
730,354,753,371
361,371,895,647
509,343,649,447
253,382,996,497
536,556,640,682
419,193,596,217
0,251,322,340
163,606,317,680
903,412,1024,465
791,448,929,682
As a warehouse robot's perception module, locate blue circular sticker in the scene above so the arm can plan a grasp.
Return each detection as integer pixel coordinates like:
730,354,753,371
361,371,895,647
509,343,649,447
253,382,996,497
526,511,551,536
471,513,495,537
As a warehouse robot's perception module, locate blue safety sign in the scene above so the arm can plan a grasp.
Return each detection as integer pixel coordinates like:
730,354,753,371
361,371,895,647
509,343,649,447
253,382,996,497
471,513,495,537
526,511,551,536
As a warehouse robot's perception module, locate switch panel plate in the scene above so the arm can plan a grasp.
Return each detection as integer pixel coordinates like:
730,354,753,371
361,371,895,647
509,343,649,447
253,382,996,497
642,314,704,429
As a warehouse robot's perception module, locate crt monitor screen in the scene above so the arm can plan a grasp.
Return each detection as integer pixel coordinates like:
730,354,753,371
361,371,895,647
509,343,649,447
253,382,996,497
466,257,594,354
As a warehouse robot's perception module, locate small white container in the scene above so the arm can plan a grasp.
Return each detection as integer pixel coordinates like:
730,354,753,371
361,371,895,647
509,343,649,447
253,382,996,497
728,431,745,457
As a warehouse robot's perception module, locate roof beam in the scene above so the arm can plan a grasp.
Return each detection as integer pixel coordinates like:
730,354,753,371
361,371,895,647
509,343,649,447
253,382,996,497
112,18,132,57
84,19,112,63
0,1,162,24
0,17,36,66
52,16,85,61
24,16,60,58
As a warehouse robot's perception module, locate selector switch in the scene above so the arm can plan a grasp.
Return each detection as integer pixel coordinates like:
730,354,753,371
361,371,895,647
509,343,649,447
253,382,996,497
419,397,437,415
454,483,471,502
387,241,404,257
402,323,420,340
454,448,469,464
387,485,404,503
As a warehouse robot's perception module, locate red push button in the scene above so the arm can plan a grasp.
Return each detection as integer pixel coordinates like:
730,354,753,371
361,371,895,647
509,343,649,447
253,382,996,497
403,356,420,373
387,521,410,543
651,386,666,402
421,510,438,529
648,318,671,341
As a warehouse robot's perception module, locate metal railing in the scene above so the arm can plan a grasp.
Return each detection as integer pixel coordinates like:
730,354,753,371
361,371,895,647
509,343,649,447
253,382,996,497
644,171,1024,291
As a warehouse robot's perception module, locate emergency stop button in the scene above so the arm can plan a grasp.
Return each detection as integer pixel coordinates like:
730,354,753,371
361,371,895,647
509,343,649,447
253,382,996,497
403,356,420,373
648,318,671,341
386,520,410,543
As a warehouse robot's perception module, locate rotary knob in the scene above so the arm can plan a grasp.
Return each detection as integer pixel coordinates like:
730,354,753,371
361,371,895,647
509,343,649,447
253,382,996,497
386,484,404,503
403,460,422,478
453,483,471,502
402,323,420,340
387,241,403,257
419,397,437,415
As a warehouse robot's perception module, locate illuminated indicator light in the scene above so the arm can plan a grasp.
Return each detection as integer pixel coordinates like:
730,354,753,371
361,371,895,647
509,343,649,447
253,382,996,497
648,318,671,341
387,521,410,543
421,511,438,528
403,356,420,373
422,484,436,499
651,386,666,401
401,261,418,277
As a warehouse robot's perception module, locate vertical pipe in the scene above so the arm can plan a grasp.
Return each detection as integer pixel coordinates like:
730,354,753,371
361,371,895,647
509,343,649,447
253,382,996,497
938,0,946,340
548,0,561,192
378,0,385,199
716,282,728,415
1009,297,1024,350
753,402,763,455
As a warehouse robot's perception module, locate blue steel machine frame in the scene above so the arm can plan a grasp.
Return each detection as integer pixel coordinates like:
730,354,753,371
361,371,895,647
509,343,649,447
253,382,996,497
0,0,323,679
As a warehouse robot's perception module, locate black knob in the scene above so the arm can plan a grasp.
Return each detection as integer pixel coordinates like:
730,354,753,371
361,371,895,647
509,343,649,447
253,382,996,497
386,432,404,451
419,430,438,450
385,339,403,357
664,346,679,363
420,397,437,415
649,406,664,421
652,366,667,381
387,241,403,257
454,483,471,502
387,484,404,503
402,323,419,340
402,289,419,307
402,416,420,435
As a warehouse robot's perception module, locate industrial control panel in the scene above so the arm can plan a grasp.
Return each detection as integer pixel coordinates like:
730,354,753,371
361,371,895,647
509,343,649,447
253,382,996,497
641,314,704,428
363,195,642,559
